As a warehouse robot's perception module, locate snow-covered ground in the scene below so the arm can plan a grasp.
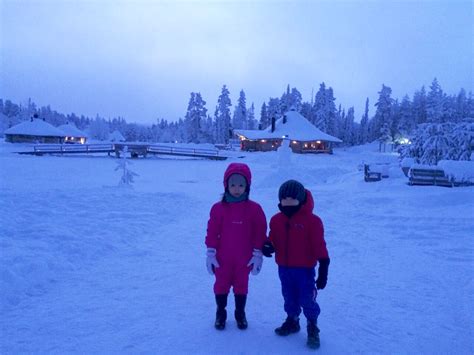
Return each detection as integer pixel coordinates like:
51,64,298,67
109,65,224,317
1,141,473,354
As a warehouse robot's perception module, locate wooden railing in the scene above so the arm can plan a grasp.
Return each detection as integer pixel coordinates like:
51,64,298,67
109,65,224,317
23,143,227,160
32,144,114,154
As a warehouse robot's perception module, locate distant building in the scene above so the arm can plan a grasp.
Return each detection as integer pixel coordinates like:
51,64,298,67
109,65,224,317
109,130,126,142
234,109,342,153
4,115,66,144
58,122,88,144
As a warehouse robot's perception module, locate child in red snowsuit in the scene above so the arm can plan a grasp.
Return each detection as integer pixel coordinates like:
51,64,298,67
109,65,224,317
205,163,267,330
263,180,330,349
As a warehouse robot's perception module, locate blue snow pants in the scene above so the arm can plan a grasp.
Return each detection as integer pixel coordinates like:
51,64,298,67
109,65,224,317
278,266,320,323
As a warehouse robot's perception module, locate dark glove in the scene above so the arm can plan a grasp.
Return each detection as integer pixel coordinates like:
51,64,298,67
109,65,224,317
262,240,275,258
316,258,330,290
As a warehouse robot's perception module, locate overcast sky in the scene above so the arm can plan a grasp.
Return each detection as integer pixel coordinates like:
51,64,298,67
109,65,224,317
1,0,472,124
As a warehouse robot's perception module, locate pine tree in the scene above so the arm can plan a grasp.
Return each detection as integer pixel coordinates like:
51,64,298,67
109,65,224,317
247,103,257,130
426,78,444,123
313,83,337,136
290,88,303,112
280,85,291,114
184,92,208,143
215,85,232,144
454,89,468,122
398,95,414,137
259,102,269,130
313,82,326,127
450,122,474,160
342,107,355,145
115,146,139,187
359,98,369,144
232,90,247,129
421,123,451,164
373,84,394,146
412,86,427,124
267,97,281,125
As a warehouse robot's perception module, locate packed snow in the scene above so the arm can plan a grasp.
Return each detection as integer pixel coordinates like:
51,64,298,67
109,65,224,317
1,141,473,354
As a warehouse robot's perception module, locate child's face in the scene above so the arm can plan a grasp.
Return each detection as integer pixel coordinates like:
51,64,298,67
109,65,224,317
228,174,247,198
280,197,300,206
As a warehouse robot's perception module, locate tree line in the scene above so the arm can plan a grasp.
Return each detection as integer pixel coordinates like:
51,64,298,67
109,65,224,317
1,78,473,163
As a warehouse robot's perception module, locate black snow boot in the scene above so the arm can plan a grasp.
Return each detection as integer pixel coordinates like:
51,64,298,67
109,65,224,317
306,321,320,349
234,294,248,330
215,294,228,330
274,316,300,336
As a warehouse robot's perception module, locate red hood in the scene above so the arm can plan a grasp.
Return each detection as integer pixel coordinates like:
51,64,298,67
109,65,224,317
300,189,314,215
223,163,252,188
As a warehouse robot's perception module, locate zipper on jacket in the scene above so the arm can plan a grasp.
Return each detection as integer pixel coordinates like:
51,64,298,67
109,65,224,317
284,219,291,266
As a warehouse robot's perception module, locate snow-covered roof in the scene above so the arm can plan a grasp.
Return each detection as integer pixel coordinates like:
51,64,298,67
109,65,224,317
234,110,342,142
58,122,87,137
109,130,125,142
4,119,66,137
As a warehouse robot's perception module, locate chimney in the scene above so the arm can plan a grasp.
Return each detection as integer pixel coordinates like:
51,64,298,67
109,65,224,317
271,116,275,132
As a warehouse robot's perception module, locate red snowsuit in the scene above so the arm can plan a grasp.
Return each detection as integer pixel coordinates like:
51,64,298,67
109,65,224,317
269,190,328,268
205,163,267,295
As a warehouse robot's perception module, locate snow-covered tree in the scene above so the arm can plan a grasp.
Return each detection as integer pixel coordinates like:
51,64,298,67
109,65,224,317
280,85,303,113
359,98,369,144
115,146,139,187
341,107,355,145
372,84,394,145
247,103,257,130
313,83,337,136
232,90,247,129
450,121,474,160
259,102,269,130
397,95,414,138
426,78,444,123
89,115,110,141
267,97,281,126
215,85,232,144
184,92,208,143
421,123,452,164
412,86,427,125
290,87,303,112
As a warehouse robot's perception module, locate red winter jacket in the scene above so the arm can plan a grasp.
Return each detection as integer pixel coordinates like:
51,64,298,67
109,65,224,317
269,190,329,268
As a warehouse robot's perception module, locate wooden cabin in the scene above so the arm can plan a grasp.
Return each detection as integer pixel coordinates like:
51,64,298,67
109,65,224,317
234,109,342,153
58,122,88,144
4,116,66,144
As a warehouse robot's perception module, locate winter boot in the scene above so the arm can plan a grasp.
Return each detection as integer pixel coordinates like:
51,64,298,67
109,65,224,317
306,321,320,349
274,316,300,336
215,294,228,330
234,294,248,330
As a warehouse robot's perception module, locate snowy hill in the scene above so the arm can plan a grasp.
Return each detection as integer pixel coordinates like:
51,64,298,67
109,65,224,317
1,141,473,353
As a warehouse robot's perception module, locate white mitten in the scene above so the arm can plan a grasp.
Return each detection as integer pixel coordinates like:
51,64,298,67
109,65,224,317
206,248,220,275
247,249,263,275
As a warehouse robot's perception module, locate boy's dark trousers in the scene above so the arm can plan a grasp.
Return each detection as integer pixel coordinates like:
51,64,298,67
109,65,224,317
278,266,320,322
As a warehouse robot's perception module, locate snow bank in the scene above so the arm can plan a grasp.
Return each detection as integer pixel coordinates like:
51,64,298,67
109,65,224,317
438,160,474,184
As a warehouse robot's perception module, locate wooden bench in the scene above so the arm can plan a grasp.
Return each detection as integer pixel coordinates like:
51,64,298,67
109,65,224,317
408,167,453,187
364,164,382,182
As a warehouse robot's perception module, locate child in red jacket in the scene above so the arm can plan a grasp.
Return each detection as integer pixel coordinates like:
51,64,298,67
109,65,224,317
263,180,330,349
205,163,267,330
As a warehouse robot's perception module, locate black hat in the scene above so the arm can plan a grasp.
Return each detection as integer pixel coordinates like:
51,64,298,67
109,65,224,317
278,180,306,203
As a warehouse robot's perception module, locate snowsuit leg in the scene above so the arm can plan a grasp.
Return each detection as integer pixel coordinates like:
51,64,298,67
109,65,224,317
214,264,232,295
299,268,320,323
278,266,320,322
279,266,301,318
214,261,250,295
232,263,251,295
